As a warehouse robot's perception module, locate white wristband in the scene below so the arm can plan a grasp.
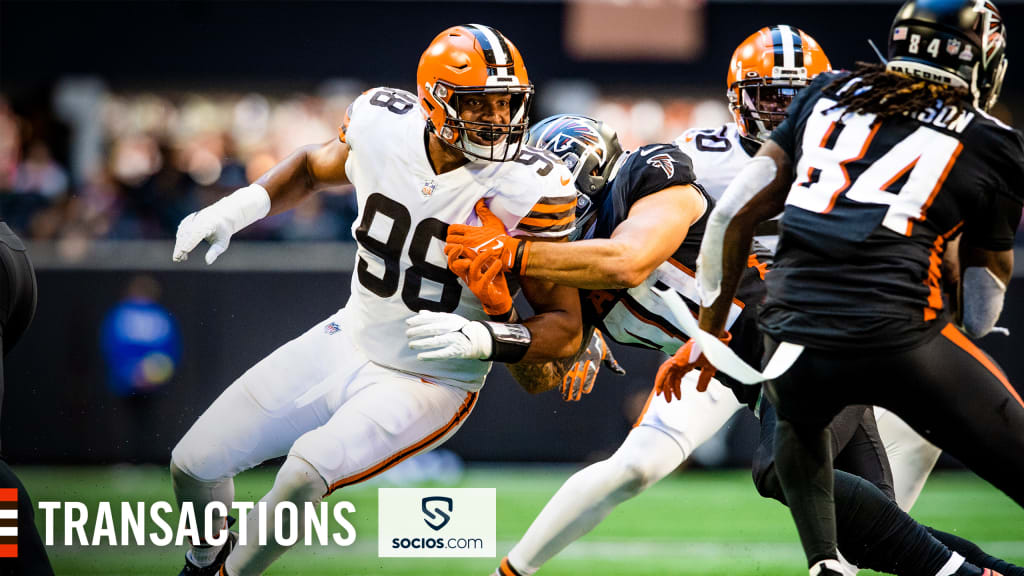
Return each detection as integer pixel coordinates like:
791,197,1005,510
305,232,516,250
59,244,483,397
960,266,1007,338
216,184,271,234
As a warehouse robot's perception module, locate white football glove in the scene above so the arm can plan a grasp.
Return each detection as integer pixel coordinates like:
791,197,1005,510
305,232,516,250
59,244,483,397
173,184,271,265
406,311,493,361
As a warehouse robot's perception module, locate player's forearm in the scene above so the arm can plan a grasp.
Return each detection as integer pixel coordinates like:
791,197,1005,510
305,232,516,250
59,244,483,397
699,219,753,337
519,309,583,363
505,323,592,394
524,239,653,289
255,145,327,216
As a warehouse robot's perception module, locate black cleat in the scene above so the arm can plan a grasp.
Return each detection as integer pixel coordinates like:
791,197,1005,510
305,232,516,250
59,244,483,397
177,531,237,576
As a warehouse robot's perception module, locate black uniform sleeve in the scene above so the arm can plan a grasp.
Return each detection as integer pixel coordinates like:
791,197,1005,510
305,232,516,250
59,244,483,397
962,123,1024,251
769,71,844,159
614,144,697,208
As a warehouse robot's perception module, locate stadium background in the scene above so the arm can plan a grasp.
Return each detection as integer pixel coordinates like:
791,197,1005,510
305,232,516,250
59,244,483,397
1,1,1022,574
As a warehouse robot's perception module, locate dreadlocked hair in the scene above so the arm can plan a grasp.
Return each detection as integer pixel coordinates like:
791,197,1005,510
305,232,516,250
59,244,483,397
825,62,972,119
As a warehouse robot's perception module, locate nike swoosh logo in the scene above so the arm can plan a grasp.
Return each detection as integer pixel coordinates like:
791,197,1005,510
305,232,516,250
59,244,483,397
639,146,663,156
560,175,572,186
475,239,503,252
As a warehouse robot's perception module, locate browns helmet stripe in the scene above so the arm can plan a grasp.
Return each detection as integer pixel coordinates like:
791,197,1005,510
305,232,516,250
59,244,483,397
771,26,785,67
770,25,799,68
781,24,805,68
465,24,513,76
490,27,514,69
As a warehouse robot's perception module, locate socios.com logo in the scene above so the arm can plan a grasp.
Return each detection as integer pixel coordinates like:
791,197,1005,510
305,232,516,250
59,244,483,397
421,496,452,531
378,488,495,557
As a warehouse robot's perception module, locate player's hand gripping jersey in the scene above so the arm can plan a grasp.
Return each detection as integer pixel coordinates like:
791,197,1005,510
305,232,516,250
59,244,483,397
340,88,575,387
762,72,1024,349
580,143,768,403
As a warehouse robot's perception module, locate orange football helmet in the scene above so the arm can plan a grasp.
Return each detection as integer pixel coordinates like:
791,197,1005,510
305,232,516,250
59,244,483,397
728,25,832,144
417,24,533,162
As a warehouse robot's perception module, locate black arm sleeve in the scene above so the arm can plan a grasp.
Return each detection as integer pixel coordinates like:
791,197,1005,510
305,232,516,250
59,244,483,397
961,192,1022,251
962,124,1024,250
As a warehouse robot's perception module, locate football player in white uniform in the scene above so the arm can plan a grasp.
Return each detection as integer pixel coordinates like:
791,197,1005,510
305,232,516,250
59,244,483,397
168,24,582,576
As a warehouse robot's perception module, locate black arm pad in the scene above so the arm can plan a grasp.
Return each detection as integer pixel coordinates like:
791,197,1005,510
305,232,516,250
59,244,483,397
482,322,532,363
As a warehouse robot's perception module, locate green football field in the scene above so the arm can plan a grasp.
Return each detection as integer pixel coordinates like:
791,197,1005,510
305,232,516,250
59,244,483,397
16,465,1024,576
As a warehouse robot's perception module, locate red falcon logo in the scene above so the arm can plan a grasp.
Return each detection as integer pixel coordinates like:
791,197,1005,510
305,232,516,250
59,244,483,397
646,153,676,178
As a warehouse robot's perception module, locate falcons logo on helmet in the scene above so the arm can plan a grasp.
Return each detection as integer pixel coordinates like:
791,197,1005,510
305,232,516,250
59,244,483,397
646,153,676,178
539,116,607,158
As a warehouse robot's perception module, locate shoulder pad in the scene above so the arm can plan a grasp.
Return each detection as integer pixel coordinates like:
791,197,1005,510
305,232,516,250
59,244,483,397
339,87,420,147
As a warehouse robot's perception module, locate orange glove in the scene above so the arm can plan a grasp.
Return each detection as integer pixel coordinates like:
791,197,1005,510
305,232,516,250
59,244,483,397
445,245,513,317
446,199,530,275
561,329,625,402
653,332,732,402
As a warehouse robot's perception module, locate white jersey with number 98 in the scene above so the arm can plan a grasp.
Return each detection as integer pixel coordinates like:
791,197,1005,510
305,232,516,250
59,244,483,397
338,87,576,391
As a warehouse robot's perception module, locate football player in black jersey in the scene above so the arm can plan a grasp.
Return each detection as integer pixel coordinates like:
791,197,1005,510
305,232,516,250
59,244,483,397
432,114,1021,576
668,1,1024,575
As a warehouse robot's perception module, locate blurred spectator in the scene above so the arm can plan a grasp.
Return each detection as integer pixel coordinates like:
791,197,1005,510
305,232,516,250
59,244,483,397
0,97,21,191
134,143,199,238
100,275,181,397
4,140,69,238
64,166,131,239
100,274,182,462
13,140,67,200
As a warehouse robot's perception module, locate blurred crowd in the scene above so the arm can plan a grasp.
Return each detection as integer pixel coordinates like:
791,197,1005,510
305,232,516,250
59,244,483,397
4,84,1023,246
0,88,361,244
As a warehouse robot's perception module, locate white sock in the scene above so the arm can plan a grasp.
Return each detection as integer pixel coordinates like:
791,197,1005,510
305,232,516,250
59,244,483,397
171,461,234,567
506,427,684,574
187,543,224,567
224,456,327,576
935,552,966,576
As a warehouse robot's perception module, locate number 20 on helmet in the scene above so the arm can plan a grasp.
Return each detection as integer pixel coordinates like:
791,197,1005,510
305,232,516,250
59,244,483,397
417,24,534,162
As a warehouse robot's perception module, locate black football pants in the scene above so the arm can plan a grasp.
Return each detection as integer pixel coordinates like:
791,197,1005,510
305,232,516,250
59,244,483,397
754,401,1014,575
0,223,52,576
764,325,1024,567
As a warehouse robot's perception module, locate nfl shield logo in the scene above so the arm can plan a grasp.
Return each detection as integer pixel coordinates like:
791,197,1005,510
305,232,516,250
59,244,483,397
947,38,962,55
422,180,437,198
324,322,341,335
893,26,908,41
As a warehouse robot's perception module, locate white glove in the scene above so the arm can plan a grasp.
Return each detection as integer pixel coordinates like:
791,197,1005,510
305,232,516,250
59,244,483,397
173,184,271,265
406,311,493,361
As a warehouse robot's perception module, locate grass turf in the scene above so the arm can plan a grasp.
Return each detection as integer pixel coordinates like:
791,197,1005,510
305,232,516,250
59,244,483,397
14,465,1024,576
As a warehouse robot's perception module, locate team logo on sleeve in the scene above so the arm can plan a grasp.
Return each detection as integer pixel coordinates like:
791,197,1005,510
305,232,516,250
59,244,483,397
646,153,677,178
